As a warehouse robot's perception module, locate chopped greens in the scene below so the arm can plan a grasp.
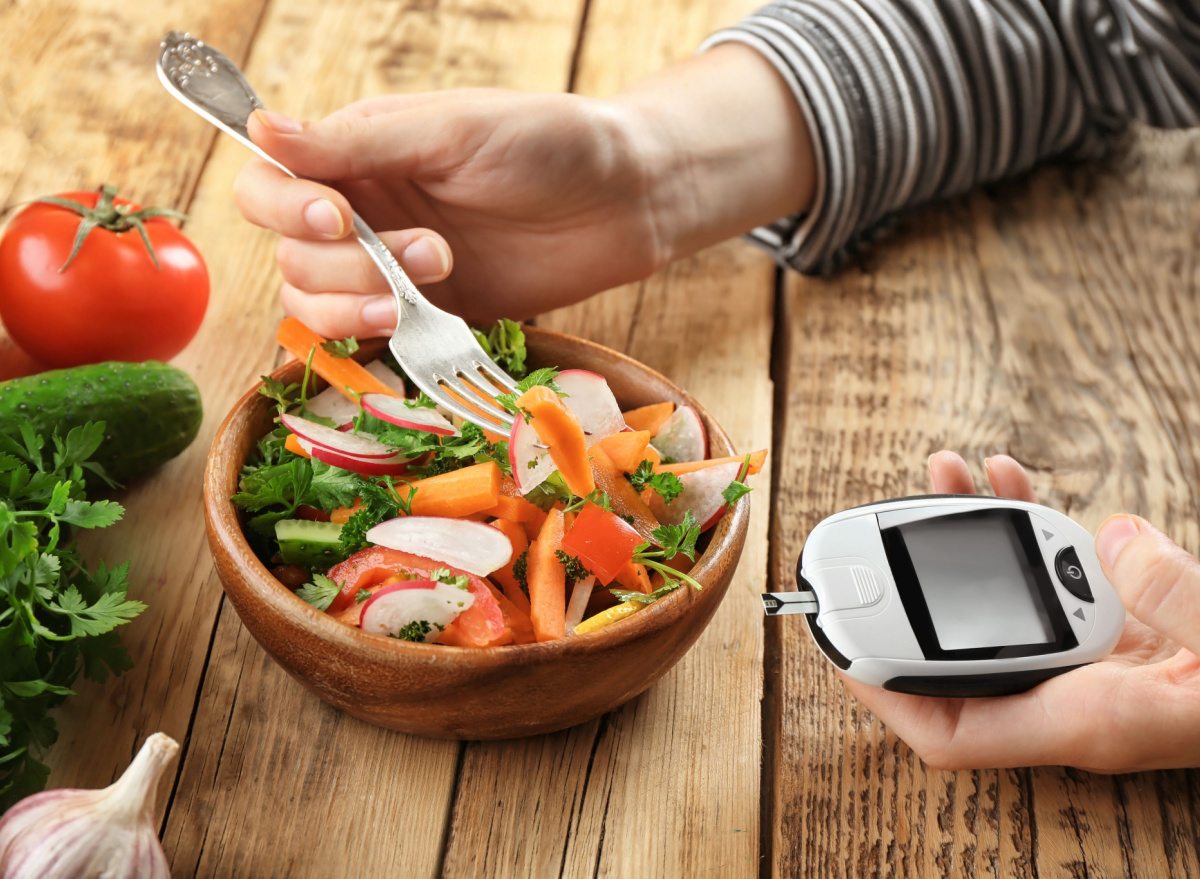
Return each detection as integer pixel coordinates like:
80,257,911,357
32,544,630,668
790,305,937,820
627,460,683,505
355,589,373,603
472,319,528,378
0,421,146,809
720,456,754,506
296,573,341,611
495,368,566,414
390,620,434,642
554,550,591,589
404,392,438,410
320,335,360,359
563,490,615,514
430,568,471,590
610,581,681,605
512,548,530,597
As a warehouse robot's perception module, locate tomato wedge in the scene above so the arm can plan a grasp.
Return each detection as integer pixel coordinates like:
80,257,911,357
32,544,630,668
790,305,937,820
324,547,509,646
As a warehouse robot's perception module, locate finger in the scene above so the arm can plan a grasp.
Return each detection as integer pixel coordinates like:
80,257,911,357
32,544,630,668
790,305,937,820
233,158,353,240
279,282,396,341
247,103,463,181
983,454,1039,503
927,450,976,494
1095,515,1200,656
276,230,453,296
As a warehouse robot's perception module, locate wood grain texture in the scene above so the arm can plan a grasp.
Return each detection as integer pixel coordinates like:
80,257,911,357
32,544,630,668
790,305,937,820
439,1,775,875
0,0,271,810
769,127,1200,877
156,0,588,876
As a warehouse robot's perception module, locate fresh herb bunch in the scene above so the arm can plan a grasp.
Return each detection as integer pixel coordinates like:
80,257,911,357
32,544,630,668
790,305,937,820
630,511,704,593
472,319,528,379
0,422,146,810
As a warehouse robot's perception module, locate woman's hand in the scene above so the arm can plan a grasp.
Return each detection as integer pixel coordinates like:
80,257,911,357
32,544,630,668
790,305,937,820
842,451,1200,771
232,45,814,337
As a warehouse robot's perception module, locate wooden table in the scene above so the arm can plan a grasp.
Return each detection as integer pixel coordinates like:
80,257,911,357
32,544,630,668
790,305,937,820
2,1,1199,876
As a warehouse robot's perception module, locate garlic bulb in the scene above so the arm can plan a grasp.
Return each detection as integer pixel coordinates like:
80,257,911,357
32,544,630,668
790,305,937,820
0,732,179,879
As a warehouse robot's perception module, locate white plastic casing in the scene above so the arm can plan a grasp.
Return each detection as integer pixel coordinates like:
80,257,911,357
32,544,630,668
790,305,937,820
800,496,1125,690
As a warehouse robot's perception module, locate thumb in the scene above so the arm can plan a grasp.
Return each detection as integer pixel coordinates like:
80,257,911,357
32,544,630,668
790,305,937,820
247,107,434,181
1095,514,1200,655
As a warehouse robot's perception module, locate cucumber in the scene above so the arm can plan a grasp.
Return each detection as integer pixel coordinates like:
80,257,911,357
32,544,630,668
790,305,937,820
275,519,346,567
0,361,202,485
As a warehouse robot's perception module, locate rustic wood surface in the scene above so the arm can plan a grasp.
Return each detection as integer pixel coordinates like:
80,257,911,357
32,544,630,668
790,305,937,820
1,1,1198,877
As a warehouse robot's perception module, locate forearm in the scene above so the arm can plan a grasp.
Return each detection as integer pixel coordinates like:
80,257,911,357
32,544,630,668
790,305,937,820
611,44,816,265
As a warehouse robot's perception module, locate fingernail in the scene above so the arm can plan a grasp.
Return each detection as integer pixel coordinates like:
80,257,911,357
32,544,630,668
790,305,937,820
254,109,304,134
1096,515,1140,568
303,199,344,238
401,237,451,280
361,296,398,330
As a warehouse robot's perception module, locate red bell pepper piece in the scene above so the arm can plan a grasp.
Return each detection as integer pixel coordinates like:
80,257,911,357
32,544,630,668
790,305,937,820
559,502,642,584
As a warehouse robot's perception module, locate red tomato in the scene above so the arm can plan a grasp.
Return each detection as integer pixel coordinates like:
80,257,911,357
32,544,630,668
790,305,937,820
559,502,642,584
324,546,510,646
0,187,209,367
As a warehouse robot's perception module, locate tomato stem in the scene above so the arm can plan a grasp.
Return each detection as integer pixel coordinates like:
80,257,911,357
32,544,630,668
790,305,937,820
32,184,188,273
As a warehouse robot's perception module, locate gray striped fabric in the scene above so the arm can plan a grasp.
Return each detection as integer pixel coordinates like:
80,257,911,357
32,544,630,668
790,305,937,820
701,1,1200,274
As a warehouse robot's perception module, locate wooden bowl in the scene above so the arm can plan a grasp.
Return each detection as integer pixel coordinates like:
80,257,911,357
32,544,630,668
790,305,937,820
203,328,749,739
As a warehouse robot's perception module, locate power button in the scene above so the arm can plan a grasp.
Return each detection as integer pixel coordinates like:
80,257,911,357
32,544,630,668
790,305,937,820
1054,547,1093,602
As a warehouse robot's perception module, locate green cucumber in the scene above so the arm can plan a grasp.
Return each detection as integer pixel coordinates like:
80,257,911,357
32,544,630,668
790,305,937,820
0,361,202,485
275,519,346,567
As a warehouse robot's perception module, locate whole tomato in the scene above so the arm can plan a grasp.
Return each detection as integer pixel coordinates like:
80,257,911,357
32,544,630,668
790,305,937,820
0,185,209,367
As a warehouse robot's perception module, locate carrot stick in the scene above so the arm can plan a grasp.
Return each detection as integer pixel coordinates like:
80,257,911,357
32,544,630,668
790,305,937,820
657,449,768,477
528,509,567,641
489,519,532,616
284,433,311,458
613,560,653,594
329,498,363,525
597,430,651,473
522,505,549,542
487,583,535,644
642,445,662,467
518,385,596,497
479,477,541,522
589,444,660,541
276,317,401,400
621,402,674,435
405,461,502,518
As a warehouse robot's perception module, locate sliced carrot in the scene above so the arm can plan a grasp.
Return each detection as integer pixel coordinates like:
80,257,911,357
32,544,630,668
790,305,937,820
441,384,509,443
405,461,502,518
658,449,768,477
329,498,363,525
597,430,651,473
276,317,401,400
517,385,596,497
489,519,532,617
479,477,541,523
621,402,674,435
642,445,662,467
589,444,660,541
487,583,535,644
613,560,653,594
284,433,311,459
563,510,577,531
528,509,567,641
522,506,549,543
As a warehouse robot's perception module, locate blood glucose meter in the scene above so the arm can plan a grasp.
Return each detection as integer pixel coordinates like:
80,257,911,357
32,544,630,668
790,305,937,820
762,495,1125,697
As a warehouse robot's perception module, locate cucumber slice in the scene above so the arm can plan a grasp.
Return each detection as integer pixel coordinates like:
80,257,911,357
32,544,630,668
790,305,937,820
275,519,346,567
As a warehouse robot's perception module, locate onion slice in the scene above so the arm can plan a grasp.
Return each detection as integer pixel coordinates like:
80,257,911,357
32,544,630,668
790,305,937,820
366,517,513,576
361,393,457,436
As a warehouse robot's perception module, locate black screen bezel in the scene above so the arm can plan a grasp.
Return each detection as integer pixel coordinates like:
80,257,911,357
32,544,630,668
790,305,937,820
880,509,1077,661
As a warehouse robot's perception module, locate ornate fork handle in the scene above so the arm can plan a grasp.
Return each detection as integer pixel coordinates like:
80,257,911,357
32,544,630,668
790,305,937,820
156,31,419,310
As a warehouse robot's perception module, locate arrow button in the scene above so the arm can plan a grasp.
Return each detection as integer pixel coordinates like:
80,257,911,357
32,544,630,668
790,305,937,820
1042,529,1054,541
1073,608,1085,621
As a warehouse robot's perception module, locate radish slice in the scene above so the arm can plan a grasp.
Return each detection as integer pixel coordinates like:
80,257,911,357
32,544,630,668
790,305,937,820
564,575,596,633
366,517,513,576
298,438,415,477
645,461,742,531
304,386,361,426
509,415,557,493
556,370,625,438
365,360,406,395
650,405,707,463
360,580,473,641
281,413,399,459
361,393,457,436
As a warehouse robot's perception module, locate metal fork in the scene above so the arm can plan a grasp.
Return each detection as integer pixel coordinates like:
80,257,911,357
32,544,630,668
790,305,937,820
156,32,518,434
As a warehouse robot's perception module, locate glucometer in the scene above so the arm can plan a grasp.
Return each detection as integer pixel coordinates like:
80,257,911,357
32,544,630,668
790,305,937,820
762,495,1125,697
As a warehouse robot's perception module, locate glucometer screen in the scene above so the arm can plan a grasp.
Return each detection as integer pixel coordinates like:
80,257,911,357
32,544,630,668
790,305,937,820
898,516,1055,650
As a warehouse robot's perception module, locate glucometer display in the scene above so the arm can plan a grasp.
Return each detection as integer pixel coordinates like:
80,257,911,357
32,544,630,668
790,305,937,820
899,516,1055,650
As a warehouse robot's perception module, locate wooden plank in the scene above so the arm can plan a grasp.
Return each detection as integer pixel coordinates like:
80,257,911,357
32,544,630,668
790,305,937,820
0,0,269,805
157,1,587,876
770,126,1200,876
440,1,774,875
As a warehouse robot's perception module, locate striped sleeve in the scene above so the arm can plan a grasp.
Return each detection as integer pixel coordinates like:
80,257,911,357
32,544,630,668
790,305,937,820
700,1,1200,274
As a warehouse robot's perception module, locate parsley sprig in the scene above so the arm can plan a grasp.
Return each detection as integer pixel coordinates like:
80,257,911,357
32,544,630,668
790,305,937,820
627,460,683,505
495,368,566,415
472,319,529,378
630,510,704,592
0,422,146,809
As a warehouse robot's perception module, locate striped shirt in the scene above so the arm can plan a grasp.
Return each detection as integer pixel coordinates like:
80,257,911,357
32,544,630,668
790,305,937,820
701,1,1200,274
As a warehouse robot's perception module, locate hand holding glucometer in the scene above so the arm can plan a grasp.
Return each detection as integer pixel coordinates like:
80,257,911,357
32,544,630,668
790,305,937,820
765,452,1200,772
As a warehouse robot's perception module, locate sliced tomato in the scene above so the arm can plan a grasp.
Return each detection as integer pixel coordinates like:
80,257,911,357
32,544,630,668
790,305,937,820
559,502,642,584
324,546,509,646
